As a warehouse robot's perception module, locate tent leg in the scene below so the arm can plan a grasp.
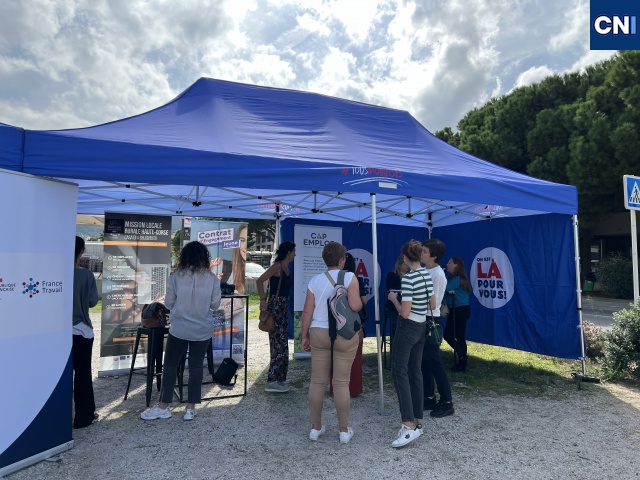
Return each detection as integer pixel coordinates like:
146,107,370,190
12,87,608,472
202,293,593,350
371,194,391,416
571,215,600,383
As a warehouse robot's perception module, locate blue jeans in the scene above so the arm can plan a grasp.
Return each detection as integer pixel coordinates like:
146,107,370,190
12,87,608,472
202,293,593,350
391,317,427,423
422,316,453,402
160,333,210,404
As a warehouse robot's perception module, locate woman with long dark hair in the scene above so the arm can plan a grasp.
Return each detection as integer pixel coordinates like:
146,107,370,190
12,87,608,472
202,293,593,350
257,241,296,393
140,241,221,421
443,257,472,372
231,224,248,294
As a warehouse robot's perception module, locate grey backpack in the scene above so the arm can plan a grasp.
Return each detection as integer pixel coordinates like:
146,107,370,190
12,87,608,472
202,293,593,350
326,270,361,341
325,270,361,376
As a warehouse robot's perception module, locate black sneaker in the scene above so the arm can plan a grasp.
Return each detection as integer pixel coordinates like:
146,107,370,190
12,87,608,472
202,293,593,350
430,400,454,418
423,396,438,411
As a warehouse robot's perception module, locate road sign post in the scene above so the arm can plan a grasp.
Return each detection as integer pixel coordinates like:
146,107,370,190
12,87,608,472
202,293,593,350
623,175,640,304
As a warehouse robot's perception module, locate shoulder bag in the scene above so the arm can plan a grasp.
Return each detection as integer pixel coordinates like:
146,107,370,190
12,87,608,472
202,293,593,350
258,273,282,334
417,271,443,346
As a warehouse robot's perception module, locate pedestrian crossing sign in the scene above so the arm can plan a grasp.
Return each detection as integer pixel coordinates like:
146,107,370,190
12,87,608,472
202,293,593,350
624,175,640,210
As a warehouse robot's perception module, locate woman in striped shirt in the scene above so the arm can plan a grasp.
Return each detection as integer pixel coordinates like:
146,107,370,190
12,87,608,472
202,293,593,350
387,240,435,448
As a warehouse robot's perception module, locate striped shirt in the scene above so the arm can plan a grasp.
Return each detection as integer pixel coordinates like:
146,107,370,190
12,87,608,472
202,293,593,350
401,267,433,322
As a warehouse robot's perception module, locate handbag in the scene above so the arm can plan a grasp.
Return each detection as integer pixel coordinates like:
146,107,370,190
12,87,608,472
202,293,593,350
426,316,443,346
258,274,282,334
440,302,450,317
141,302,169,328
416,271,443,346
258,309,275,333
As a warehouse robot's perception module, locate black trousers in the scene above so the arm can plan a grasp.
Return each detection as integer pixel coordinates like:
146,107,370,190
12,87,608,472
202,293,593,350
72,334,96,428
422,317,453,402
443,305,471,360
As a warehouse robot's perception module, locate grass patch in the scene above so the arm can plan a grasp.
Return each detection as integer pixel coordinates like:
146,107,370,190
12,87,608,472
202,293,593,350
360,338,603,399
90,300,102,313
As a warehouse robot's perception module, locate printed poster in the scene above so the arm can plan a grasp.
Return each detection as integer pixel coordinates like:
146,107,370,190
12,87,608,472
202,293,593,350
99,212,172,374
292,224,342,356
190,220,248,364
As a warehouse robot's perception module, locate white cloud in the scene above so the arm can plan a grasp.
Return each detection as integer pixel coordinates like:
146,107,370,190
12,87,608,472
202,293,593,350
0,0,621,132
514,65,555,88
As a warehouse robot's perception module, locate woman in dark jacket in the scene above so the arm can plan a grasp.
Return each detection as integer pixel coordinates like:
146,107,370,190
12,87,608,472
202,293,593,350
443,257,472,372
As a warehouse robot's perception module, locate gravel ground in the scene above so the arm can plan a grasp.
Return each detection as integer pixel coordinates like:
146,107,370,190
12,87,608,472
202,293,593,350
6,313,640,480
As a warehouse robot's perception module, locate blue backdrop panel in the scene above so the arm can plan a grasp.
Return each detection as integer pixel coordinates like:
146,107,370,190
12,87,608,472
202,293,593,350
282,214,579,360
440,214,579,359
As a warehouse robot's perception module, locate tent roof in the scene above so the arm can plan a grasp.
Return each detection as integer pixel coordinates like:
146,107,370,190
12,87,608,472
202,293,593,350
3,78,577,226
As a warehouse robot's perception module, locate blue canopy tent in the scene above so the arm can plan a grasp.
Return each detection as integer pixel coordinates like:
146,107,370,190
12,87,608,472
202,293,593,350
0,78,586,414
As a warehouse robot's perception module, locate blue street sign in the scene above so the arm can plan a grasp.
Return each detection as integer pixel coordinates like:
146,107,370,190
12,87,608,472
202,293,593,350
624,175,640,210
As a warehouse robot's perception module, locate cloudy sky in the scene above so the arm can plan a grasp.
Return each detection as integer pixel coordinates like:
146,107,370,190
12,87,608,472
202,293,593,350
0,0,615,133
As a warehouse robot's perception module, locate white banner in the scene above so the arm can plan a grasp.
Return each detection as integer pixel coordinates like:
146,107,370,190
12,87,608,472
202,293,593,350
292,225,342,355
0,170,77,475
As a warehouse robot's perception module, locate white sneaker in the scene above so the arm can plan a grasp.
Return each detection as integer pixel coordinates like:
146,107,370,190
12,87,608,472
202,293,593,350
391,424,421,448
184,408,197,421
339,427,354,444
140,405,171,420
309,425,326,441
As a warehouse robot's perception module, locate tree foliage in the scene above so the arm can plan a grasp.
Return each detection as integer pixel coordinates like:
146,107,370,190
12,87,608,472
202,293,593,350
435,51,640,227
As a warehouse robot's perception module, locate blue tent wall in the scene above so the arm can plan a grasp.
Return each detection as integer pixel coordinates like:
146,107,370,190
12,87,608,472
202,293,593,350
441,214,579,359
0,123,23,172
282,214,580,359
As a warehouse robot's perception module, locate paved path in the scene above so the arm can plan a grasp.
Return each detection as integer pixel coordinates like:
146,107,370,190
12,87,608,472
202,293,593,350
580,294,633,330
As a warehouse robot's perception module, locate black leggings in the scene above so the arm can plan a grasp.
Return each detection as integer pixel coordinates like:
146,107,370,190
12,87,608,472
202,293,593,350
443,305,471,360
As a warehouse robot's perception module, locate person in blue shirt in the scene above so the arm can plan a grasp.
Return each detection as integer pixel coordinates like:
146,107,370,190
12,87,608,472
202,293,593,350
443,257,472,372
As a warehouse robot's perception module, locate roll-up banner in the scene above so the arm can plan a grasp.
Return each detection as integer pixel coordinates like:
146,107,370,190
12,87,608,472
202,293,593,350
291,225,342,357
190,220,247,365
0,170,77,477
99,212,172,375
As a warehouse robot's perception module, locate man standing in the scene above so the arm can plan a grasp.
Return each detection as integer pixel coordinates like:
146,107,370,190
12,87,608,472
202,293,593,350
421,239,454,418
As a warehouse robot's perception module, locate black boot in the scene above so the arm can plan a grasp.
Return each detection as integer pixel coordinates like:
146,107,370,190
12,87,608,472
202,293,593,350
456,355,467,373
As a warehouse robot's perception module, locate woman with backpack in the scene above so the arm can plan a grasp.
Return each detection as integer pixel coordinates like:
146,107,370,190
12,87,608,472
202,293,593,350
387,240,436,448
300,242,362,444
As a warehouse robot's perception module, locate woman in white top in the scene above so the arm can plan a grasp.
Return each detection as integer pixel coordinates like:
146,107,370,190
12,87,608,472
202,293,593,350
301,242,362,444
141,241,221,422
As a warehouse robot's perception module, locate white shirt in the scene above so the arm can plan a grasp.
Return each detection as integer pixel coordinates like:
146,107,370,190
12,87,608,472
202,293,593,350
307,270,356,330
425,265,447,317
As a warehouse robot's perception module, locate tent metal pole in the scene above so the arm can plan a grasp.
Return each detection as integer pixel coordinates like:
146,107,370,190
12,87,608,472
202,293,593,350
371,194,387,415
573,215,587,375
275,204,281,250
571,215,598,382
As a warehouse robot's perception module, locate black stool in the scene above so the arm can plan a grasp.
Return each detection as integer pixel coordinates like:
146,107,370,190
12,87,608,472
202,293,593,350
175,338,215,402
124,326,169,407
